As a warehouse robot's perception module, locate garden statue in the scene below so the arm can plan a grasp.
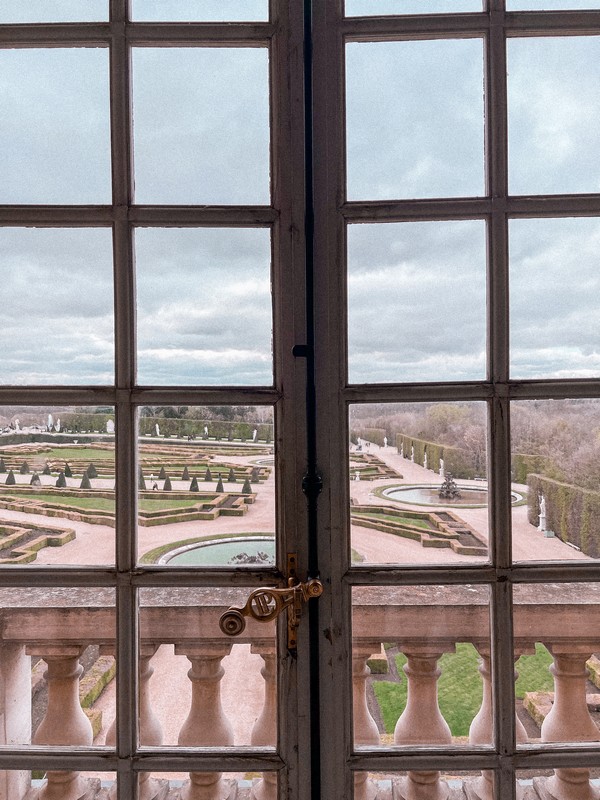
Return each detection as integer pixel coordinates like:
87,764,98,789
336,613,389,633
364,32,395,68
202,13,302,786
439,473,461,500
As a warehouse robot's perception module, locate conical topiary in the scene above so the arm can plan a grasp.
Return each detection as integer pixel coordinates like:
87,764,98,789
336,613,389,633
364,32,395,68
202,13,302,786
20,461,30,475
242,477,252,494
5,470,15,486
87,463,98,479
0,458,5,473
56,471,66,488
163,475,172,491
42,462,51,475
190,476,199,492
30,472,41,487
215,476,224,493
80,473,92,489
64,462,73,478
204,467,212,482
139,467,146,491
251,467,260,483
182,465,190,481
228,468,236,483
159,466,167,480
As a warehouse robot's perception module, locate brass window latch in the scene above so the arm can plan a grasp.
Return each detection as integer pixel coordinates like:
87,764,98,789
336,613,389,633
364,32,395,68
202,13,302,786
219,554,323,651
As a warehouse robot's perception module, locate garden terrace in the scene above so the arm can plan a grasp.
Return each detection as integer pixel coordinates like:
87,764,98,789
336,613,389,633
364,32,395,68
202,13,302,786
0,489,255,527
351,505,486,556
2,585,600,799
348,453,402,481
0,520,75,564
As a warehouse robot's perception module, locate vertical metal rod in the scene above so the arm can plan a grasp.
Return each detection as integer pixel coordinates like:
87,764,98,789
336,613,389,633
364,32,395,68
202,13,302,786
304,3,322,800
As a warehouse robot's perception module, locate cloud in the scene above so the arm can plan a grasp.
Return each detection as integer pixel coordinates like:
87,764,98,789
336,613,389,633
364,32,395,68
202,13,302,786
346,39,485,200
348,220,486,382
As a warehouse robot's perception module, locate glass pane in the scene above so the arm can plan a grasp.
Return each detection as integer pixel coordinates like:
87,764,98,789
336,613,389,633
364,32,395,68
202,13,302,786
0,1,107,21
136,228,272,385
354,771,493,799
517,770,600,799
346,39,485,200
350,403,489,566
508,0,600,7
346,0,482,13
138,589,277,749
132,48,270,204
511,399,600,563
347,221,486,383
0,772,116,798
0,405,115,566
0,49,110,204
514,583,600,750
509,217,600,379
137,406,275,565
0,587,115,752
352,585,491,748
131,0,268,20
0,229,114,385
508,37,600,195
137,771,278,796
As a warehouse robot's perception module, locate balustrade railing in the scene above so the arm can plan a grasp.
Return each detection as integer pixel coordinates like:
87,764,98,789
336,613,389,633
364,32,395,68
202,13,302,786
1,586,600,799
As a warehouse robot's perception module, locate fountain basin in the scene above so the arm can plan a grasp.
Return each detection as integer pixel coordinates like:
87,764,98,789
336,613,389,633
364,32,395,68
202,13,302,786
381,484,523,507
158,535,275,566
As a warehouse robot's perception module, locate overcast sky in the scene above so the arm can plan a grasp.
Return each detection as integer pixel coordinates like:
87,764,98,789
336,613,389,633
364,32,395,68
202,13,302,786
0,12,599,385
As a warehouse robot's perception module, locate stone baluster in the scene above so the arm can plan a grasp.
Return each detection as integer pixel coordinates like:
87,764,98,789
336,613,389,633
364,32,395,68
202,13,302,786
467,645,529,800
250,643,277,800
393,647,453,800
353,643,384,800
175,642,236,800
535,647,600,800
27,645,96,800
105,645,167,800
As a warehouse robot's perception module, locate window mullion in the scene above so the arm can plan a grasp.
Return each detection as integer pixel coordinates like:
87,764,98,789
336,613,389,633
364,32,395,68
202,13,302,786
110,1,138,795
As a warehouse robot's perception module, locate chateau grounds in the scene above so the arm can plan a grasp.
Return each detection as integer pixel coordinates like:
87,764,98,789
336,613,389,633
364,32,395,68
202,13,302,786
0,422,593,757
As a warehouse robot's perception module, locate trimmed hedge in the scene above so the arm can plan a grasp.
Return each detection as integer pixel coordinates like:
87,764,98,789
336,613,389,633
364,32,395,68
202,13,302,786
351,427,387,447
527,473,600,558
395,434,479,479
138,417,273,442
512,454,550,485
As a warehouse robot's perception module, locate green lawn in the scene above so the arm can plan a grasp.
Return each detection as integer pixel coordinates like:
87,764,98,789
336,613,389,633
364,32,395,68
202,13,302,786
0,492,213,513
352,511,433,530
44,448,114,461
373,642,553,737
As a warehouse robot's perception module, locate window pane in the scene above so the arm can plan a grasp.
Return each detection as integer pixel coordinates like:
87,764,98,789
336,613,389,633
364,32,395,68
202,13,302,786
136,228,272,385
346,0,482,14
509,217,600,379
0,229,114,385
0,49,111,204
0,405,115,566
514,583,600,752
508,37,600,195
137,406,275,566
508,0,600,7
352,585,490,748
138,589,277,751
0,587,115,754
132,48,270,204
346,39,485,200
347,220,486,383
350,402,489,566
131,0,268,20
511,399,600,563
354,772,494,799
0,1,107,22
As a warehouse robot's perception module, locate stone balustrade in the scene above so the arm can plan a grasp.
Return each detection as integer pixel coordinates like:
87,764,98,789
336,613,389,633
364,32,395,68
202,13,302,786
1,585,600,800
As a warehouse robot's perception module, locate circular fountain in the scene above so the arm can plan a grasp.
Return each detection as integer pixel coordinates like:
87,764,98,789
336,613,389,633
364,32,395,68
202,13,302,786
157,535,275,566
381,484,523,507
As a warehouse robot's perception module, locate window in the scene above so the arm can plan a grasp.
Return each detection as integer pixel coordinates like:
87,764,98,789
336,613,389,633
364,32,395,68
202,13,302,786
1,2,600,799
